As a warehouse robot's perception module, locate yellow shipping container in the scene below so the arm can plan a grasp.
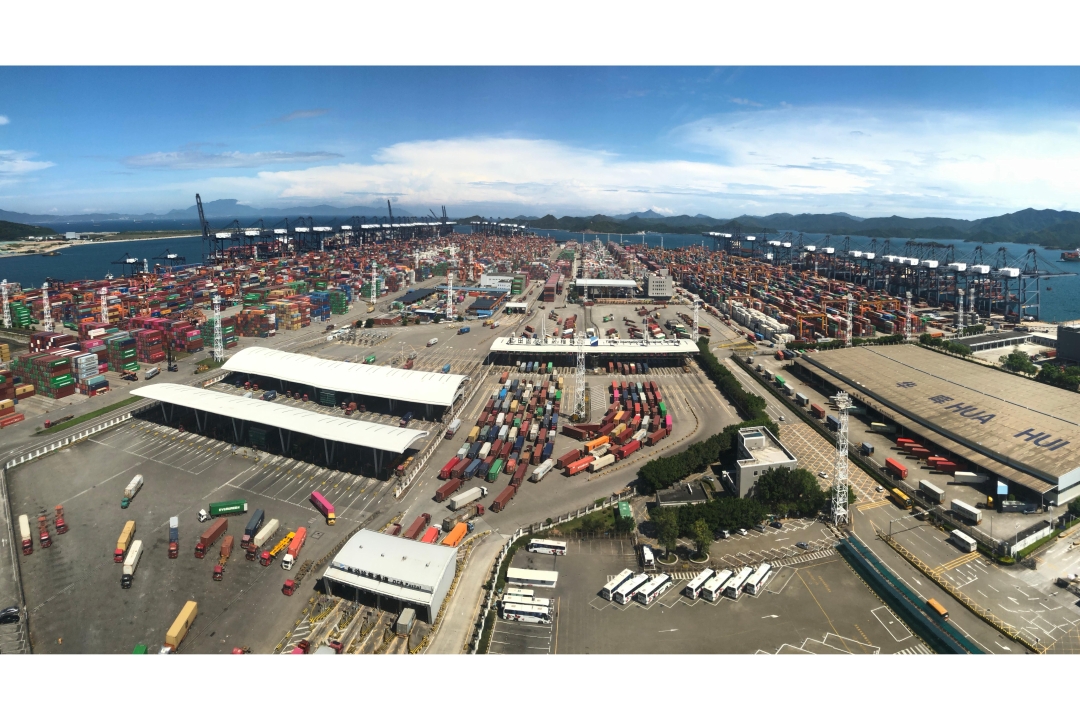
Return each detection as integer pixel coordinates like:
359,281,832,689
165,600,198,650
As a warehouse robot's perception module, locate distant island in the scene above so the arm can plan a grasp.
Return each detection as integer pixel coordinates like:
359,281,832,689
0,220,57,243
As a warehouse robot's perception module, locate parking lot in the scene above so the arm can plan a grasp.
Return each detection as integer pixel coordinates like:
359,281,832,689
495,538,933,654
7,419,389,653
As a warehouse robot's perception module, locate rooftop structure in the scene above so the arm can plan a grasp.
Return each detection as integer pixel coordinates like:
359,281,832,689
656,481,710,507
130,384,428,454
322,530,457,623
798,344,1080,501
732,426,798,498
954,330,1033,352
573,278,637,288
222,347,468,408
489,336,699,357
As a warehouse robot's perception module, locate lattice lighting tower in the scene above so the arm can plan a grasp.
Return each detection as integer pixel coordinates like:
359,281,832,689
904,291,913,341
692,299,700,342
99,286,109,323
143,258,149,274
832,390,852,527
212,295,224,361
1,280,10,329
573,334,586,420
41,282,54,332
968,283,976,324
845,293,853,347
956,288,965,337
371,262,378,308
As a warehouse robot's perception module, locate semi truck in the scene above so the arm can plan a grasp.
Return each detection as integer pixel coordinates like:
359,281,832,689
449,486,487,510
241,509,265,549
163,601,197,653
261,530,295,566
281,526,307,570
531,458,555,483
247,518,280,561
310,491,335,525
115,520,136,562
121,474,144,509
18,514,32,555
168,516,179,559
444,419,461,439
195,518,227,558
121,539,143,589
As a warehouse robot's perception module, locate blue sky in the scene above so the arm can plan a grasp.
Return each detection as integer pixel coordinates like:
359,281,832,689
3,66,1080,219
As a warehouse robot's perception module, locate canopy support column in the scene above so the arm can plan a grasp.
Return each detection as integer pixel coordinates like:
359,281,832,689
194,410,203,433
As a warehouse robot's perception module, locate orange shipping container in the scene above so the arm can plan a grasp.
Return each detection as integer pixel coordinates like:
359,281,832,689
441,522,468,548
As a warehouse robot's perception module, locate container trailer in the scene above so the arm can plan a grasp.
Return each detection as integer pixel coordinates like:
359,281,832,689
163,601,197,652
281,526,308,569
195,518,227,558
445,419,461,439
247,518,280,560
950,499,982,525
860,442,874,456
403,513,432,540
491,484,517,512
420,526,440,544
885,458,908,479
261,531,295,566
919,480,946,504
168,516,179,559
116,520,136,562
120,474,144,509
208,500,247,518
435,477,464,502
241,509,265,549
441,522,468,548
310,491,336,525
590,454,616,471
18,514,31,555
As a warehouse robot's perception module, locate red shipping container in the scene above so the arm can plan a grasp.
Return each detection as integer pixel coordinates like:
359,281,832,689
811,404,826,419
434,477,463,502
491,484,516,512
557,448,582,469
438,459,459,480
613,439,641,460
885,458,908,479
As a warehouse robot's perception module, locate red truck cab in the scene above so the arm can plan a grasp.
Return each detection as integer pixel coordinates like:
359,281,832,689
282,579,296,596
213,564,224,581
260,551,272,566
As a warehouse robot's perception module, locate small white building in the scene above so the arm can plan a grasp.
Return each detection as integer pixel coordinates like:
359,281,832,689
322,530,457,623
732,426,798,498
646,270,674,298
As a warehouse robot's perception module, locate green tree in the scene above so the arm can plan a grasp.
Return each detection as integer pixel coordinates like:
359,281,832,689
364,318,374,329
613,509,636,534
690,518,712,560
654,508,679,559
580,513,603,534
1001,348,1037,375
753,466,828,518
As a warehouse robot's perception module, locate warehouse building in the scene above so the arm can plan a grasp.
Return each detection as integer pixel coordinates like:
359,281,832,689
468,293,508,318
573,277,637,299
322,530,457,623
487,336,699,368
1058,325,1080,364
731,426,798,498
221,347,468,419
796,344,1080,505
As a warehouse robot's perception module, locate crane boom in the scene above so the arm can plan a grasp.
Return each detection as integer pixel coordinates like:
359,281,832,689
196,193,210,261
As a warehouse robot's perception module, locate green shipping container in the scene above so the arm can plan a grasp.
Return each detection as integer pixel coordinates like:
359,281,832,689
617,501,632,520
317,390,336,406
209,500,248,517
488,458,504,481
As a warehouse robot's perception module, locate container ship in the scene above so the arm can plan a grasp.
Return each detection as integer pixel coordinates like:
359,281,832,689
1060,249,1080,262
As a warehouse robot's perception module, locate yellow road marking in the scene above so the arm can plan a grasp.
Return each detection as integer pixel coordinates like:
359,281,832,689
858,499,892,512
933,552,980,574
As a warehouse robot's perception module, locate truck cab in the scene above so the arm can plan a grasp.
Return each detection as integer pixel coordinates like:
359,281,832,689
197,509,211,523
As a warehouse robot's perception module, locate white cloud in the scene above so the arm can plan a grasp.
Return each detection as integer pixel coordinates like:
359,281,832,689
185,108,1080,219
0,150,53,175
0,116,9,125
124,149,342,170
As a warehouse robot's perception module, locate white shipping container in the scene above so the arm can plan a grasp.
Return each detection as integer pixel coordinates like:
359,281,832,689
18,514,30,543
479,442,492,460
532,458,555,481
449,487,485,511
590,454,616,471
124,474,144,499
252,518,280,549
122,539,144,578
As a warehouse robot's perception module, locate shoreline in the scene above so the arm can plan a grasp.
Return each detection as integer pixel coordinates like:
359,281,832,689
0,233,201,258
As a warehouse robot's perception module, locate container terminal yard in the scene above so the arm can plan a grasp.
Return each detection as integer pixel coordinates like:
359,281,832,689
3,209,1080,656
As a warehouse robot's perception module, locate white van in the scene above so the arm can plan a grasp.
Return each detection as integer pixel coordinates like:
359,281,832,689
427,338,438,347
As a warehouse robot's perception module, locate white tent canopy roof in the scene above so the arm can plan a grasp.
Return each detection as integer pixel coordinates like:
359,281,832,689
131,384,428,453
222,347,468,407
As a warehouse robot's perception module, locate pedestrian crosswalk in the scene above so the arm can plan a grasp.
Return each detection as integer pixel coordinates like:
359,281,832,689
895,644,933,655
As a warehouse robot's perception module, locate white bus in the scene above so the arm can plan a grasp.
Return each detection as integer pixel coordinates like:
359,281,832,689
528,539,567,556
506,567,559,588
601,569,635,601
503,596,551,610
612,573,650,605
501,602,552,624
505,587,535,599
724,567,754,599
684,568,715,599
635,574,672,605
640,545,655,568
950,529,977,553
701,569,733,602
744,563,773,595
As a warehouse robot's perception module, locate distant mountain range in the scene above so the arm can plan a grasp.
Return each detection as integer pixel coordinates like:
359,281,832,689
519,208,1080,250
0,199,418,225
